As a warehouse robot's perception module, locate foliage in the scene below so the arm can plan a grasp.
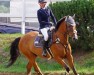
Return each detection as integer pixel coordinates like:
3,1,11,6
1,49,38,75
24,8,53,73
0,1,10,13
0,34,22,49
50,0,94,51
0,5,9,13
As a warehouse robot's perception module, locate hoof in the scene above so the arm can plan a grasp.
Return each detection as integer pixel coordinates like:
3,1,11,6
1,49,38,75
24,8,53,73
65,72,69,75
66,67,70,73
42,52,47,57
42,53,47,57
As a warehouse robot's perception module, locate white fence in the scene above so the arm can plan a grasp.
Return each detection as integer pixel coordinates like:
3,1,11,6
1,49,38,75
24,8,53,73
0,0,71,22
0,0,71,34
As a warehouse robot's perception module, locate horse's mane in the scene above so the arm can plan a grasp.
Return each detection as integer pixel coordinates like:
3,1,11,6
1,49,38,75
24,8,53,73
55,17,66,31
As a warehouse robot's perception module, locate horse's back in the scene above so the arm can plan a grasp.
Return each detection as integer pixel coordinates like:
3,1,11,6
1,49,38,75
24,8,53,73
20,31,38,42
18,31,38,53
25,31,39,37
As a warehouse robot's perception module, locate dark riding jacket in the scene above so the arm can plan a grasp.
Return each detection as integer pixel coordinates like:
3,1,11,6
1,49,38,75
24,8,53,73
37,7,57,29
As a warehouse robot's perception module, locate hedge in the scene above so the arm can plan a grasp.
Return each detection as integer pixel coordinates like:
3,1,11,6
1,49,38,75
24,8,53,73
50,0,94,51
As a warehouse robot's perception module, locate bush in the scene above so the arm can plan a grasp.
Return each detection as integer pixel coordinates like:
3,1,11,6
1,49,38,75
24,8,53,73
50,0,94,51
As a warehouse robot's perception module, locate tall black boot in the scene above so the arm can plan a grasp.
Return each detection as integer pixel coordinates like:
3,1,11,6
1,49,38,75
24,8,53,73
42,41,48,56
46,40,54,59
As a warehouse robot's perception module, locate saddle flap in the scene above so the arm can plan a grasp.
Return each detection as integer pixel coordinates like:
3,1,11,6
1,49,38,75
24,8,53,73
34,30,53,48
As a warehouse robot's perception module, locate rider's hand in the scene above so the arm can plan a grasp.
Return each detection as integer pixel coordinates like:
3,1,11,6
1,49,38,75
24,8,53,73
50,26,55,31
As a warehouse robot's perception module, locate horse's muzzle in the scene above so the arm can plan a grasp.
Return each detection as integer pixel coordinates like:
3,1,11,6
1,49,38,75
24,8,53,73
72,34,78,41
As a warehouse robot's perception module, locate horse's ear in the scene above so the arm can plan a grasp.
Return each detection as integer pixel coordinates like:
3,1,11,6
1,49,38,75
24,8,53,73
65,15,69,21
67,15,69,18
73,14,75,19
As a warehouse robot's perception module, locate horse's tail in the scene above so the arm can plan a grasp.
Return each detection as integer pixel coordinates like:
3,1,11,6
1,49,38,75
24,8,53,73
7,37,21,67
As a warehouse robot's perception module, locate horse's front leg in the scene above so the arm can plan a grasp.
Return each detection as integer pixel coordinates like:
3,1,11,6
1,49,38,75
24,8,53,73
54,57,70,74
66,52,79,75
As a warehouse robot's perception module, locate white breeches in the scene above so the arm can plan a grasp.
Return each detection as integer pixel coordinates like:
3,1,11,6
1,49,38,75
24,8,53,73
40,28,49,41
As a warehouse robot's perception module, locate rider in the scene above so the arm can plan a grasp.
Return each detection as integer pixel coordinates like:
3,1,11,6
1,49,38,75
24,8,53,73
37,0,57,56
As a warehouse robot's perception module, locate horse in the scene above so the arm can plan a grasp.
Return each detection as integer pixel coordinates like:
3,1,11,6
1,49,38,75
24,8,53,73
7,15,79,75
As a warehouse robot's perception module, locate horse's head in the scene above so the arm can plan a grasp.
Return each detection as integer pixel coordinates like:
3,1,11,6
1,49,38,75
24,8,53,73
65,15,78,40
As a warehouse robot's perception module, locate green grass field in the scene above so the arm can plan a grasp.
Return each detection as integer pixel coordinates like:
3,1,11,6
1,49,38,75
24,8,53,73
0,34,94,75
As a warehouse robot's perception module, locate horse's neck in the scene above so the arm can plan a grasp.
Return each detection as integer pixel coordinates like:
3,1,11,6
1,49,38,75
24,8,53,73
54,21,69,44
58,21,66,33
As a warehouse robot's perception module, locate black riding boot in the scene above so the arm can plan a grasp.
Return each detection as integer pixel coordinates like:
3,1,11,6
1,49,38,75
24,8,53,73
42,41,48,56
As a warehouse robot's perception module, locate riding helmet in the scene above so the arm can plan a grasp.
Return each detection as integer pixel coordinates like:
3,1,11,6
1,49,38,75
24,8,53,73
38,0,47,3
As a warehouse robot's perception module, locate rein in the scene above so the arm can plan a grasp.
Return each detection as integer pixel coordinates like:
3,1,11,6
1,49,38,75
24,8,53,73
52,29,70,52
55,35,69,51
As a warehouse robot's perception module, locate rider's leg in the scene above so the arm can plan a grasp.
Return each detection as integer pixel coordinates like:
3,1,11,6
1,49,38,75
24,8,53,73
40,28,49,56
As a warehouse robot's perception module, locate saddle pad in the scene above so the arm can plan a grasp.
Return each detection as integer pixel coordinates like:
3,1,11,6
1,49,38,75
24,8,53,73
34,36,43,48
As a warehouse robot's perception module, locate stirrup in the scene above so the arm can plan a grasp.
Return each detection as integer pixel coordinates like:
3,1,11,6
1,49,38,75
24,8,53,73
42,51,47,57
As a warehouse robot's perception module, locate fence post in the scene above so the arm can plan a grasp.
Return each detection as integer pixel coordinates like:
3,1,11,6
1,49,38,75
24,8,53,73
21,0,26,34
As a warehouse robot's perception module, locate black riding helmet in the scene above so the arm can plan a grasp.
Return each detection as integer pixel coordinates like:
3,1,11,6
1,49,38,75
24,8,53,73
38,0,47,3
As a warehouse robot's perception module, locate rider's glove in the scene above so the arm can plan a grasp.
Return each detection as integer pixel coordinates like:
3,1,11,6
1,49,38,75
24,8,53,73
50,26,55,31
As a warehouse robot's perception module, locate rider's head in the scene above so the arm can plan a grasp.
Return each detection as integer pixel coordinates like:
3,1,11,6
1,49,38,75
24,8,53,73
38,0,47,8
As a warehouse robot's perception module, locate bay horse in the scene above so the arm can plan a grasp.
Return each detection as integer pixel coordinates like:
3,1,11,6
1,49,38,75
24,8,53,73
7,15,79,75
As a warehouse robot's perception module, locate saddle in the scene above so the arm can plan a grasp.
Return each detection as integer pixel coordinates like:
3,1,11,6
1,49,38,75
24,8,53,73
34,30,52,48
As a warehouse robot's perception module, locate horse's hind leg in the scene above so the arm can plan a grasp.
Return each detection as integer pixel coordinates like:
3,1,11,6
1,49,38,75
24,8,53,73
26,61,32,75
25,53,36,75
22,50,41,75
25,53,43,75
33,61,43,75
55,57,70,74
27,61,43,75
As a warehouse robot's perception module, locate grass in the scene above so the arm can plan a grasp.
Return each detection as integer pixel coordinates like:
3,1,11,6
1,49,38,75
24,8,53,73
75,51,94,74
0,34,22,49
0,34,94,74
